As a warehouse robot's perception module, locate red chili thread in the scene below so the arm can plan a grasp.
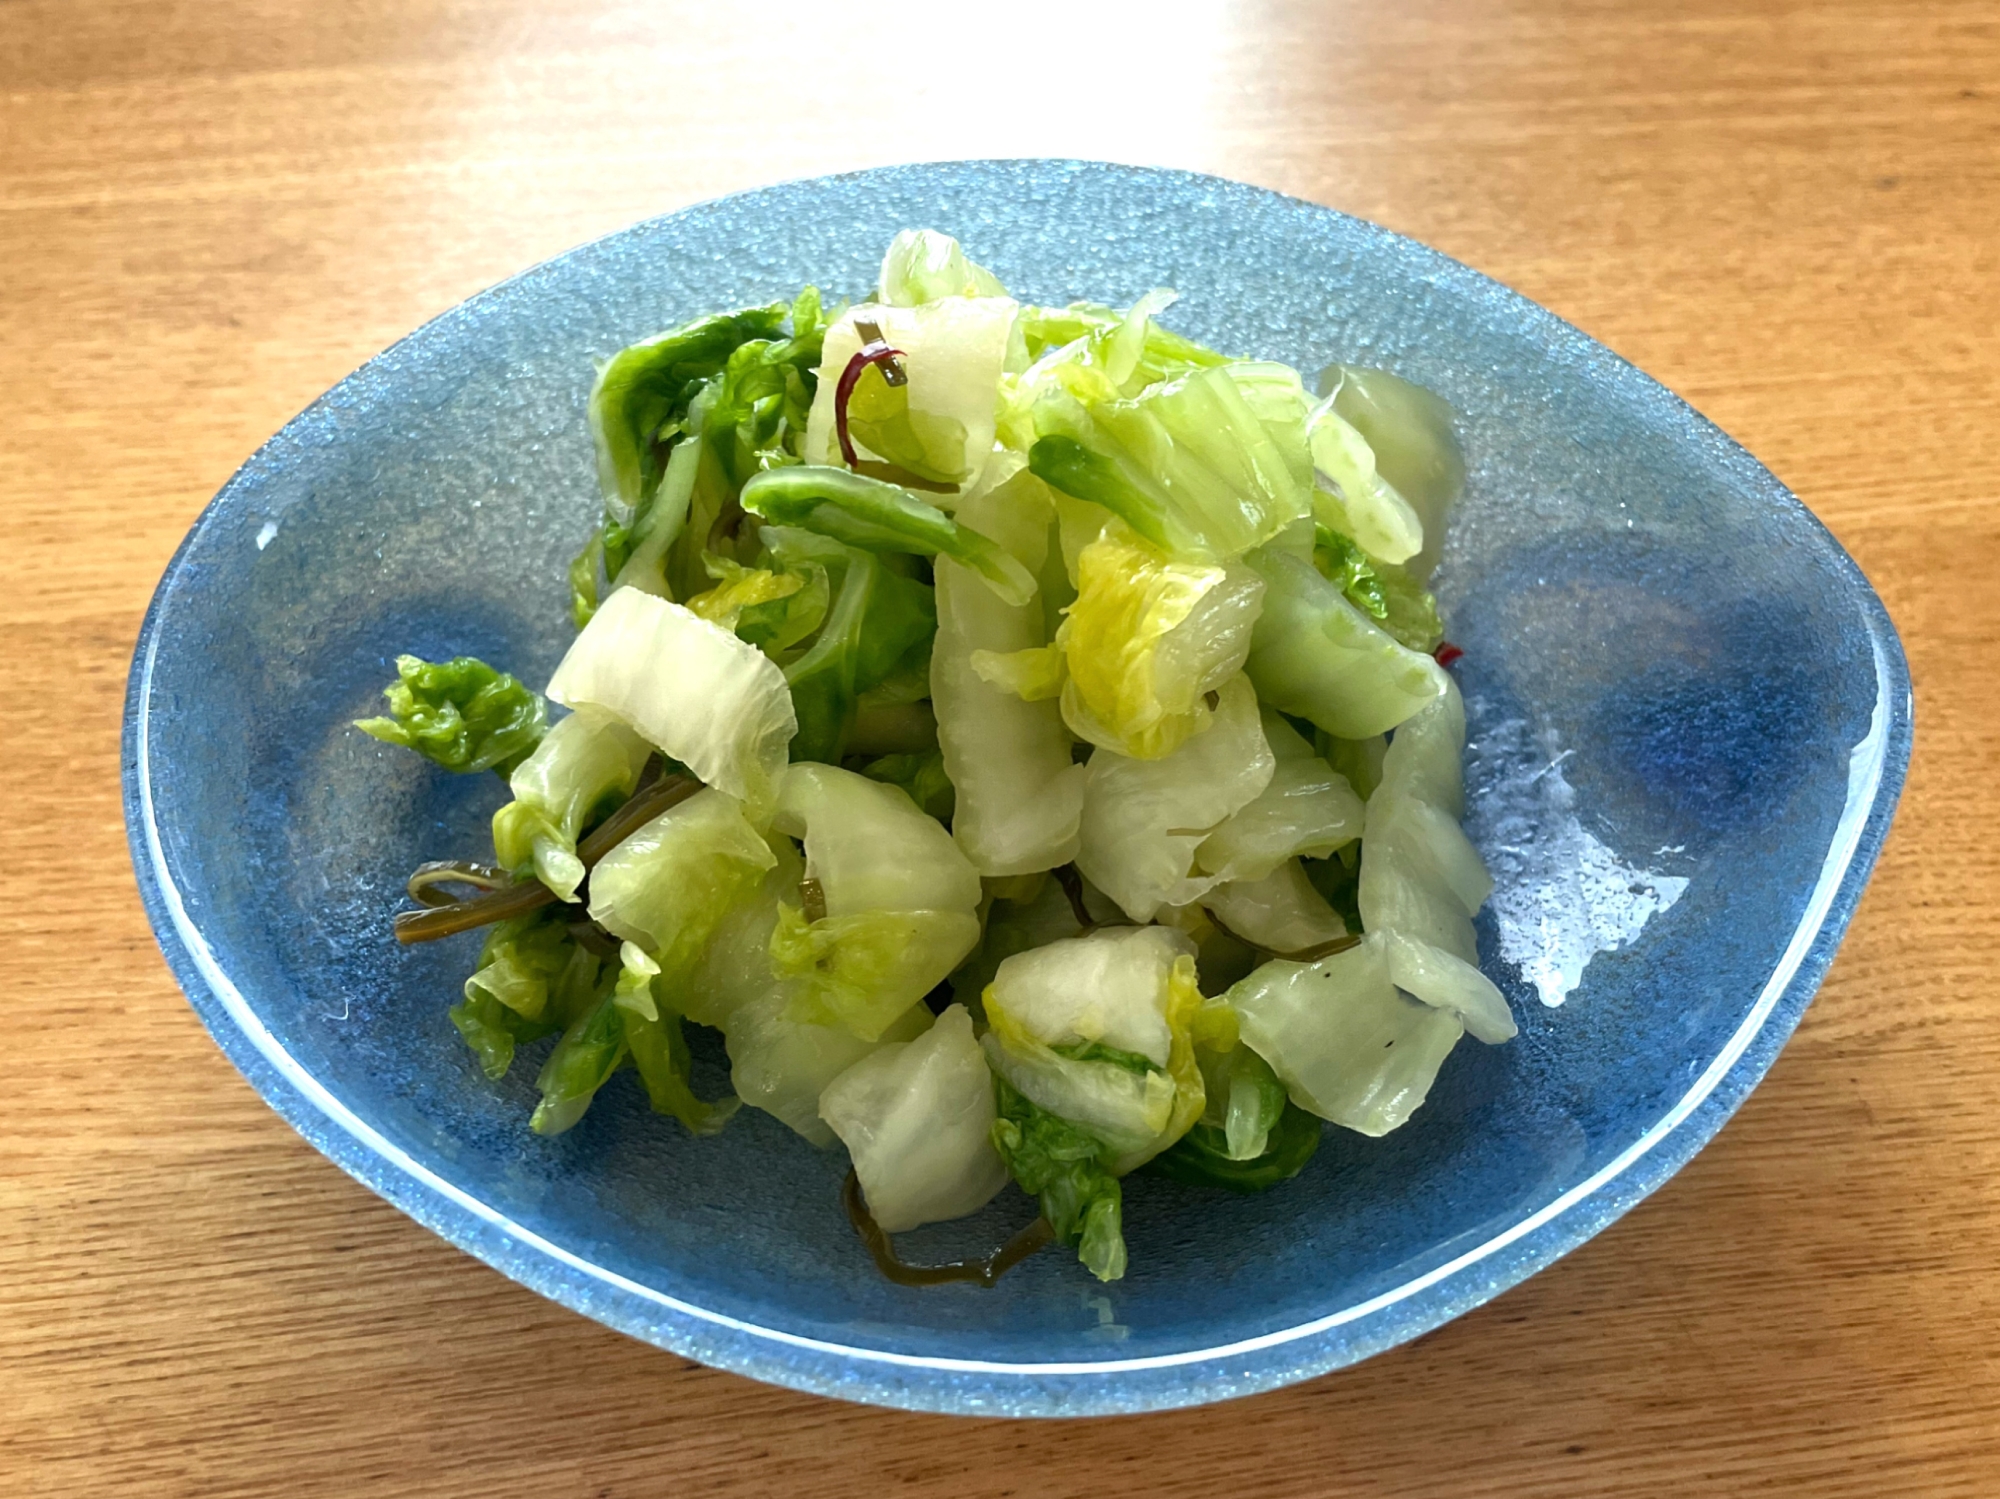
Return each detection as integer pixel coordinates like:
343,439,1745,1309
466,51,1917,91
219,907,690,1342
833,319,907,468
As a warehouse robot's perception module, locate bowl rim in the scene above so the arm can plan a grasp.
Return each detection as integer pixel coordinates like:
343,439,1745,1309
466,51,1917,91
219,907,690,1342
122,158,1915,1416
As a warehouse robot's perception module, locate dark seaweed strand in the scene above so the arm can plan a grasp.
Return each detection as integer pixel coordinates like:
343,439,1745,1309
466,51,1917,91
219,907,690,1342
567,920,624,961
406,860,511,908
393,773,702,945
392,877,561,944
1053,863,1095,929
842,1170,1053,1289
574,771,699,865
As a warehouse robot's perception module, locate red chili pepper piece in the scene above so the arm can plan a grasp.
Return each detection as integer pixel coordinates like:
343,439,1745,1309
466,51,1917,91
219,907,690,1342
834,320,908,468
1434,642,1465,667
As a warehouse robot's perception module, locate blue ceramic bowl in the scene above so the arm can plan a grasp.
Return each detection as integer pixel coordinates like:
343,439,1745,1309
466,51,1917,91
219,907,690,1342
124,161,1911,1416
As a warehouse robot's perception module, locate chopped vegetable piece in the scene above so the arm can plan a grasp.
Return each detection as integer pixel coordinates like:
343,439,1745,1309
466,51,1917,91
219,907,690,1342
931,470,1086,874
1377,670,1468,817
491,707,652,900
1201,860,1350,954
573,300,820,623
587,787,779,982
1320,365,1465,583
1204,1043,1292,1163
1241,544,1446,739
877,229,1008,306
765,527,936,764
355,654,547,775
856,750,955,821
806,294,1017,491
986,924,1188,1066
765,762,983,1038
1055,524,1265,759
1195,711,1365,882
820,1005,1010,1232
612,941,740,1136
991,1078,1128,1283
1308,399,1426,565
685,555,808,632
1026,363,1313,563
449,987,560,1082
773,761,983,915
1075,674,1274,922
771,903,983,1040
1147,1041,1321,1193
546,587,797,812
740,466,1034,607
981,924,1206,1171
729,986,933,1147
529,987,627,1137
461,908,606,1027
588,305,788,524
1227,941,1464,1137
1357,675,1513,1044
1379,929,1517,1044
1358,677,1485,964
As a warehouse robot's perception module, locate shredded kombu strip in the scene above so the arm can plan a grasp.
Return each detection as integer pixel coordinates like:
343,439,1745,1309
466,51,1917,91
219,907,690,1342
405,860,511,908
842,1170,1053,1289
392,771,701,944
1053,863,1095,929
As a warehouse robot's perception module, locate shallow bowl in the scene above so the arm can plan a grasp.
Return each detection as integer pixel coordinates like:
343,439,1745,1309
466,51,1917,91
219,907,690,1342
124,160,1912,1416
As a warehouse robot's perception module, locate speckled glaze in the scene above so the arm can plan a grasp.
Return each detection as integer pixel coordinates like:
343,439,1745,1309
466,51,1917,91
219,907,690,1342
123,161,1912,1417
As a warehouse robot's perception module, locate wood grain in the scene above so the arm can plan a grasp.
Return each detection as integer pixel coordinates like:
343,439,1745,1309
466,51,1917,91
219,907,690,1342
3,1,1996,1493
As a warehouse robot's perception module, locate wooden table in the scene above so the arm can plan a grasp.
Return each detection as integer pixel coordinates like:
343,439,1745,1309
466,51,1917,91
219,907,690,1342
5,2,1995,1493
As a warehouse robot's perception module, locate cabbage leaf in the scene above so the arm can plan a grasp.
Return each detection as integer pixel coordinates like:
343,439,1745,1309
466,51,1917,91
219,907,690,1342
727,985,932,1146
759,525,935,764
1195,711,1364,882
1025,361,1314,563
529,989,629,1137
981,925,1206,1171
355,654,547,775
1227,940,1464,1137
740,466,1034,607
990,1078,1128,1283
1308,398,1426,565
1240,544,1445,739
770,903,982,1040
878,229,1008,306
820,1004,1009,1232
1054,524,1264,760
1146,1042,1321,1191
587,787,780,981
609,944,741,1136
1201,860,1349,955
574,295,827,622
450,909,602,1077
491,707,652,900
1075,674,1274,921
546,587,797,811
804,294,1017,490
931,469,1085,874
1320,365,1465,583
